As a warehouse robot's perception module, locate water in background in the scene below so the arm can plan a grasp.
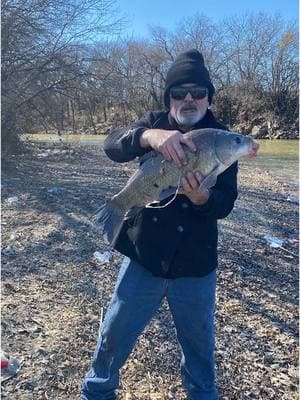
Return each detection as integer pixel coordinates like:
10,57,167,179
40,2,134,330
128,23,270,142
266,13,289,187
240,140,299,190
23,134,299,190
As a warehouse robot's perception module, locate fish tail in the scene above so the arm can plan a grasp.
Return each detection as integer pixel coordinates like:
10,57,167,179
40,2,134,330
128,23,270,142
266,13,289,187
94,201,124,244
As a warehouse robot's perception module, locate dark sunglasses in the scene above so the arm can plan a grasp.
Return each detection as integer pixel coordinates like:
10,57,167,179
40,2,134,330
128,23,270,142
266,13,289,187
170,86,208,101
170,86,208,100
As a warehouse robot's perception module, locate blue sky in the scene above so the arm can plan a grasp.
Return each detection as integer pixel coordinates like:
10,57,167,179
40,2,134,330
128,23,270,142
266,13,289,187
117,0,298,37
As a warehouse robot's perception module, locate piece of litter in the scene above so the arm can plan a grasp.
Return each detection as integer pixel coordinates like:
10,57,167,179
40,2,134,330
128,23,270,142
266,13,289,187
38,149,70,157
2,246,16,256
286,195,299,204
37,152,49,157
263,235,284,248
47,187,59,193
93,251,112,264
10,233,17,240
287,238,299,246
7,196,19,203
263,235,298,257
1,351,21,382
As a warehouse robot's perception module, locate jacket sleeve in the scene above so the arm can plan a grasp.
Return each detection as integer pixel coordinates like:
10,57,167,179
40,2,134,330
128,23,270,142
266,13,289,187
191,162,238,219
103,112,155,162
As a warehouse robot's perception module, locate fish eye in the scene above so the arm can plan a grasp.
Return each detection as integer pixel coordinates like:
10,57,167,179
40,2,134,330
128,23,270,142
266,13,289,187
235,137,242,144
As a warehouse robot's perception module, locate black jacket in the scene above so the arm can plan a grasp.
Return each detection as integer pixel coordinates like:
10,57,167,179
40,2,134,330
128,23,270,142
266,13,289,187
104,110,238,278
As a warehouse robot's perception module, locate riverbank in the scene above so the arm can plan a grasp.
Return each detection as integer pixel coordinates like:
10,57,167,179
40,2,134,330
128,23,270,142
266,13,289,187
1,142,299,400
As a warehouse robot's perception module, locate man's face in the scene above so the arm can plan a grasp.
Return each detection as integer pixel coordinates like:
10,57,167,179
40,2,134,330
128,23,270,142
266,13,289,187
169,83,209,128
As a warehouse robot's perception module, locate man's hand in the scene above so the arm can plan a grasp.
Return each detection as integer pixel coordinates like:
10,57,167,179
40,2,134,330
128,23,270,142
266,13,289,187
140,129,196,167
180,171,210,205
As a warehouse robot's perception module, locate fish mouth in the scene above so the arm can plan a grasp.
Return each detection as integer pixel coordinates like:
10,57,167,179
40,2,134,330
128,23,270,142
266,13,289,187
248,141,260,158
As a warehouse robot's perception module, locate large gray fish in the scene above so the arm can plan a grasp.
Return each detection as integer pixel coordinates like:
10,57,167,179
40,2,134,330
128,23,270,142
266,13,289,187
96,128,259,243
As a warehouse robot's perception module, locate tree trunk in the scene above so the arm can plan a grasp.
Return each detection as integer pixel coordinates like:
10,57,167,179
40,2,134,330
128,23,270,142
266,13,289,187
1,104,22,157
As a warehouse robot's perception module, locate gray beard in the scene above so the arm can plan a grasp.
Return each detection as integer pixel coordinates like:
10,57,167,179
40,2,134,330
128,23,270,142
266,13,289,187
176,110,202,127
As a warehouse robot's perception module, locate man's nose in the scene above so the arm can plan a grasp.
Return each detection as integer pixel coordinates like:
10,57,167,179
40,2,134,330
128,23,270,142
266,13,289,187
184,92,193,101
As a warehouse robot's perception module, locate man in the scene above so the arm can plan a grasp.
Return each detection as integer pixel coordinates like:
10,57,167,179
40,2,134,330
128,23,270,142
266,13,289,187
82,49,238,400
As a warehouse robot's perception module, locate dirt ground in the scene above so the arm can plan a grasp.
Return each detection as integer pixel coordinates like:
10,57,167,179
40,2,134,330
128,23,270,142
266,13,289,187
1,141,299,400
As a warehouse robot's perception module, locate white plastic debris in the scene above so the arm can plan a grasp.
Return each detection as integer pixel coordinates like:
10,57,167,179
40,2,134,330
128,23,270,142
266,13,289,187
286,195,299,204
93,251,112,264
7,196,19,203
263,235,298,257
47,187,59,193
2,246,16,256
53,149,70,154
263,235,284,248
10,233,17,240
37,152,49,157
38,149,70,158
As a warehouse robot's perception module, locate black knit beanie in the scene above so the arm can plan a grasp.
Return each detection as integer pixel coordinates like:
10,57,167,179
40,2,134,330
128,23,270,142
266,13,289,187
164,49,215,108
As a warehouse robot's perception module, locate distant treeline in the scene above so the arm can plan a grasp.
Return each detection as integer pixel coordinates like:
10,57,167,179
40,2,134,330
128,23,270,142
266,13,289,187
2,0,299,154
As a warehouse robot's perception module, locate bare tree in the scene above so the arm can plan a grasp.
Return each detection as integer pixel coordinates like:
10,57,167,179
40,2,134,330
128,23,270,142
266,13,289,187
215,13,298,129
2,6,297,149
1,0,124,154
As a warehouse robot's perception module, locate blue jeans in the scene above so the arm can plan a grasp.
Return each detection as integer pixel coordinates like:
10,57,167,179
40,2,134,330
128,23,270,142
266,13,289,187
81,260,218,400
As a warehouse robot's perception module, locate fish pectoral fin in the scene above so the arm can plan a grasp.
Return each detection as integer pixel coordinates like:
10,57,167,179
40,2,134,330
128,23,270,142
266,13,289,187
145,201,160,208
159,186,177,201
125,206,144,219
147,183,180,209
199,167,220,191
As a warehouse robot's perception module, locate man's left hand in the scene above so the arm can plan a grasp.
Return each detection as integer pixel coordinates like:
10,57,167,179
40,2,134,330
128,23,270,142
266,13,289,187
180,171,210,205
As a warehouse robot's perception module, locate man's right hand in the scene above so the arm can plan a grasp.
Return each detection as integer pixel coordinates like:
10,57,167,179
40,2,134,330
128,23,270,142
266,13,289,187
140,129,196,167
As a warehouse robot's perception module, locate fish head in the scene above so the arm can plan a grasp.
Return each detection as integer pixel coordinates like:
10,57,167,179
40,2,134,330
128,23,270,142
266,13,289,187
215,131,259,166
